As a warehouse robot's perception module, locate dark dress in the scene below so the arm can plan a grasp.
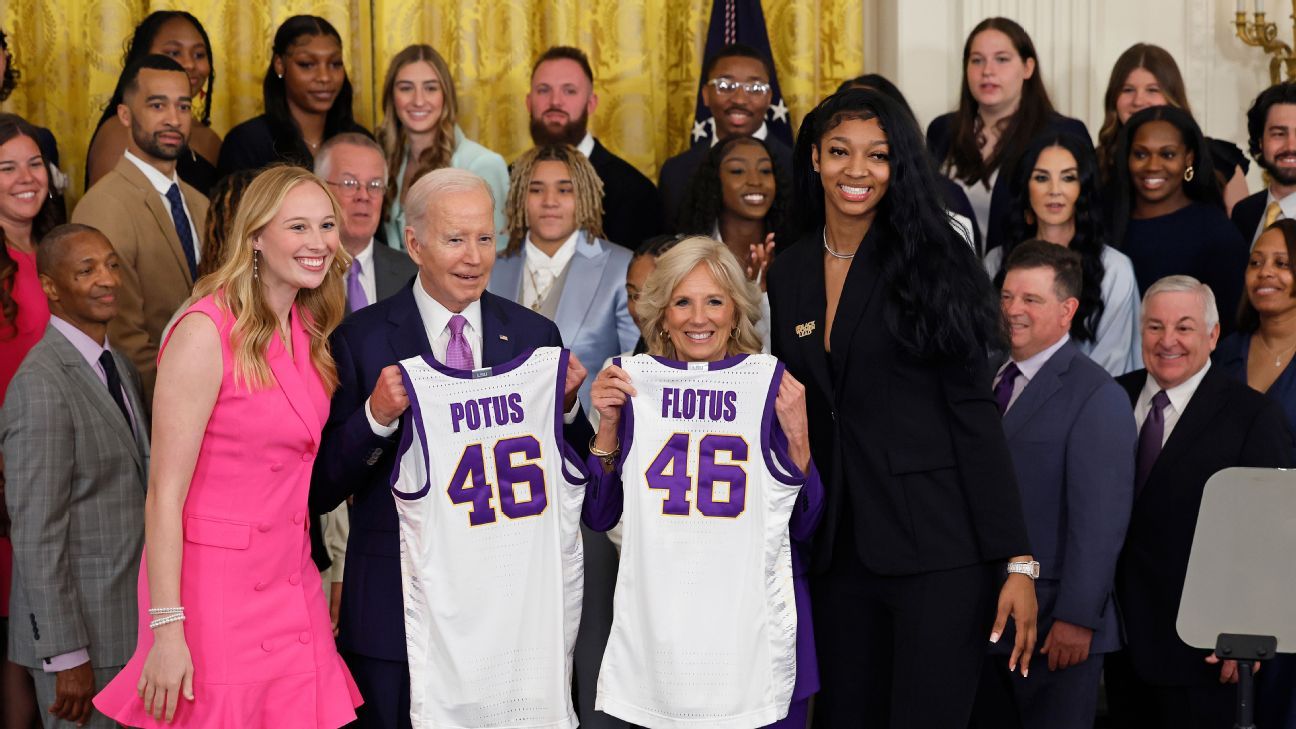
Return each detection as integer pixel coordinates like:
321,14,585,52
218,114,369,179
1119,202,1248,335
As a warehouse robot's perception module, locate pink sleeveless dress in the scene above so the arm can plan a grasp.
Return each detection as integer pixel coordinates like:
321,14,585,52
94,294,361,727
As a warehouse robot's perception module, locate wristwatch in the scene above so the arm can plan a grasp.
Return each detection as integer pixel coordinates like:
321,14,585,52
1007,560,1040,580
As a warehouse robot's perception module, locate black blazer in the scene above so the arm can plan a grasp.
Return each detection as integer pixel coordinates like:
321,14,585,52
766,228,1030,575
1114,367,1293,685
926,112,1090,253
309,288,594,663
658,135,794,229
1231,189,1266,245
587,138,664,250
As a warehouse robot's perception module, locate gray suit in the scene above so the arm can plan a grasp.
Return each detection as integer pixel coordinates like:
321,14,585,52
1,324,148,700
974,341,1136,729
373,242,417,303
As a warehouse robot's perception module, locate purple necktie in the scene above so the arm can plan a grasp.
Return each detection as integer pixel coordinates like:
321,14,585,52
994,362,1021,415
1135,389,1170,493
346,259,369,312
445,314,474,370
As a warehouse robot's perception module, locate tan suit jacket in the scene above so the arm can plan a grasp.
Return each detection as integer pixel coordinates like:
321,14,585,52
72,157,208,404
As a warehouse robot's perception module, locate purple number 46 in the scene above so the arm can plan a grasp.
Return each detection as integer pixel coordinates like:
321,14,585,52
446,435,548,526
645,433,748,518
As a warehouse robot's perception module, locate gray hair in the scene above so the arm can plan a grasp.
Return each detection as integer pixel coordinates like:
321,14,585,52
313,133,388,180
1142,275,1219,331
404,168,495,239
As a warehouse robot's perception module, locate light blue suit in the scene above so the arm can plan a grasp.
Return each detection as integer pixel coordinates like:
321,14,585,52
488,231,638,411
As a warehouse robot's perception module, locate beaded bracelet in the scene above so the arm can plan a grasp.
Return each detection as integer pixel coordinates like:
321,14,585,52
148,614,186,630
147,607,184,616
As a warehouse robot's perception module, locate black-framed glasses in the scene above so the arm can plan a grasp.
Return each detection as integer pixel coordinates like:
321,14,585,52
327,177,386,196
708,78,771,96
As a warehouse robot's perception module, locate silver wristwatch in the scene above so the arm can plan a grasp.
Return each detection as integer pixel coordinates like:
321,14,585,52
1007,560,1040,580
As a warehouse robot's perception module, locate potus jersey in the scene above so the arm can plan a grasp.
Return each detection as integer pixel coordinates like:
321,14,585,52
595,353,804,728
391,346,587,729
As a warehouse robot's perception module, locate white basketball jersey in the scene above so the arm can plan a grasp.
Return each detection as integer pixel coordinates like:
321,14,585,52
392,347,587,729
595,353,803,729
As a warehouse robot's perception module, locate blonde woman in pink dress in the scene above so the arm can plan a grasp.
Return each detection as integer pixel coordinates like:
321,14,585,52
94,165,362,727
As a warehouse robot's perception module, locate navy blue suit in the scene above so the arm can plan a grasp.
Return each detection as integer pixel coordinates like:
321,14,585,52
972,342,1136,729
310,283,594,729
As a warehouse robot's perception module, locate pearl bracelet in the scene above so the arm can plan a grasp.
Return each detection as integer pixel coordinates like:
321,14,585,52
147,607,184,616
148,614,186,630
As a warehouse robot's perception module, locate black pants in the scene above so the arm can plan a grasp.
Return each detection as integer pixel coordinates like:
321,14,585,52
1104,649,1234,729
810,546,999,729
344,652,411,729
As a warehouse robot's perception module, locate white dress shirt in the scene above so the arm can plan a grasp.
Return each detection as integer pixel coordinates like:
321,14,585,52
1134,360,1212,447
124,150,199,262
350,238,378,306
577,132,596,159
521,231,580,310
1252,189,1296,246
994,334,1071,412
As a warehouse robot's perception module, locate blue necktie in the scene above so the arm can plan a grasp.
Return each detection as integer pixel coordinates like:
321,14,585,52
165,183,198,280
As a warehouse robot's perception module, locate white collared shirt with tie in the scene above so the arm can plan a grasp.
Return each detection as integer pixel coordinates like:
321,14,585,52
123,150,199,262
1133,360,1211,446
993,334,1071,413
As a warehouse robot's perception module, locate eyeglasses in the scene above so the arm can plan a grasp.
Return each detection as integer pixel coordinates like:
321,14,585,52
327,177,386,197
708,78,771,96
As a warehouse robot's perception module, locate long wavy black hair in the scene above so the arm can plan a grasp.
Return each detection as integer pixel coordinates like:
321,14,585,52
263,15,359,166
1109,105,1220,247
675,135,791,241
0,114,64,338
794,88,1003,359
91,11,214,132
999,132,1108,343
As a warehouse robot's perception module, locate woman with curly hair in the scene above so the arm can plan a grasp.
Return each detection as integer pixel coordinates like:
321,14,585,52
375,44,508,249
85,11,220,195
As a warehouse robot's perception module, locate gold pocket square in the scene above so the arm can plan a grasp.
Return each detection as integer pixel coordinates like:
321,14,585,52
795,321,816,338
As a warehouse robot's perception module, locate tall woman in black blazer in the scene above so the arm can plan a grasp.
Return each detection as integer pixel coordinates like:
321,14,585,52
766,88,1037,729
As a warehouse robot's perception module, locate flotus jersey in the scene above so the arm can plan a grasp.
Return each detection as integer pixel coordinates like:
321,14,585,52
391,347,587,729
595,353,804,728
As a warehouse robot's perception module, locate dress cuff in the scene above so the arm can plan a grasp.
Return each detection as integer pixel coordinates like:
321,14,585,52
365,397,399,437
43,649,89,673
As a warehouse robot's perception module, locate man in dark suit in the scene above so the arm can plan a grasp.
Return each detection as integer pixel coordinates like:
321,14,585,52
1106,275,1294,729
1233,82,1296,247
311,132,418,625
526,46,663,250
2,225,148,729
657,43,793,226
309,169,592,729
972,241,1136,729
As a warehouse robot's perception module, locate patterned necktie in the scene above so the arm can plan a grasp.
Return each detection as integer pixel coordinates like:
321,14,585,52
1266,201,1283,229
97,350,132,427
347,258,369,312
1135,389,1171,492
445,314,474,370
164,183,198,281
993,362,1021,415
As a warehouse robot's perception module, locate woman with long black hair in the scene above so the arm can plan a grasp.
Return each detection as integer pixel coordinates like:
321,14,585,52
217,15,367,178
767,88,1036,728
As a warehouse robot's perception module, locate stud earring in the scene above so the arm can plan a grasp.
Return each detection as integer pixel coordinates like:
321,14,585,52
277,73,283,80
1184,166,1194,182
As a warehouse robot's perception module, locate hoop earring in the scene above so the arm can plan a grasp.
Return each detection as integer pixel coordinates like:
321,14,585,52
1184,166,1194,182
252,250,260,280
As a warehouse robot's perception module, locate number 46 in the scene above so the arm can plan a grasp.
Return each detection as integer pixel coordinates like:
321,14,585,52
446,435,547,526
646,433,749,518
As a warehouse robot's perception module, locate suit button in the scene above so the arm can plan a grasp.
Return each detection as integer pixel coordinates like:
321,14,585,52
298,632,311,644
254,581,267,591
270,463,284,472
289,574,301,586
293,512,305,526
257,522,272,533
261,640,272,652
301,452,313,462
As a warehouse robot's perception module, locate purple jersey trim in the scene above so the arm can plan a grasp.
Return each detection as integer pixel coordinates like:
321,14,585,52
418,347,536,379
391,362,434,500
761,361,806,486
648,352,750,371
552,348,587,485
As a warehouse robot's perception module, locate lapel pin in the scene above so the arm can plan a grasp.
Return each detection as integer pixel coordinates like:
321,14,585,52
795,321,816,338
499,334,509,341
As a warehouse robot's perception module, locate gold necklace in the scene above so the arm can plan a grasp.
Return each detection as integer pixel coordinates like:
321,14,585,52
1256,334,1296,368
526,266,557,311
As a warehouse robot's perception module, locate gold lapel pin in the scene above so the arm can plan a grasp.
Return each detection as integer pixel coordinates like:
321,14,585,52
499,334,509,341
795,321,816,338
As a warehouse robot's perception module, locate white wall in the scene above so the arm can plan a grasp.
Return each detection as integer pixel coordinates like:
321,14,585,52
867,0,1278,188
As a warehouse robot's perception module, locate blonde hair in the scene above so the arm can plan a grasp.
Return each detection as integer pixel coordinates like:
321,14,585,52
636,236,763,359
376,45,458,211
504,144,604,255
191,165,350,393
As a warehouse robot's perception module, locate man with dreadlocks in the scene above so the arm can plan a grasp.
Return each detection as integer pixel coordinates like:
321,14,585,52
487,144,636,729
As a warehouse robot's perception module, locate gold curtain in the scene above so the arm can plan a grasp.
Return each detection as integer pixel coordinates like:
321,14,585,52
0,0,861,201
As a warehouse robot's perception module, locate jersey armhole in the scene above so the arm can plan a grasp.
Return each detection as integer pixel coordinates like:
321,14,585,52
390,361,433,500
761,361,806,486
